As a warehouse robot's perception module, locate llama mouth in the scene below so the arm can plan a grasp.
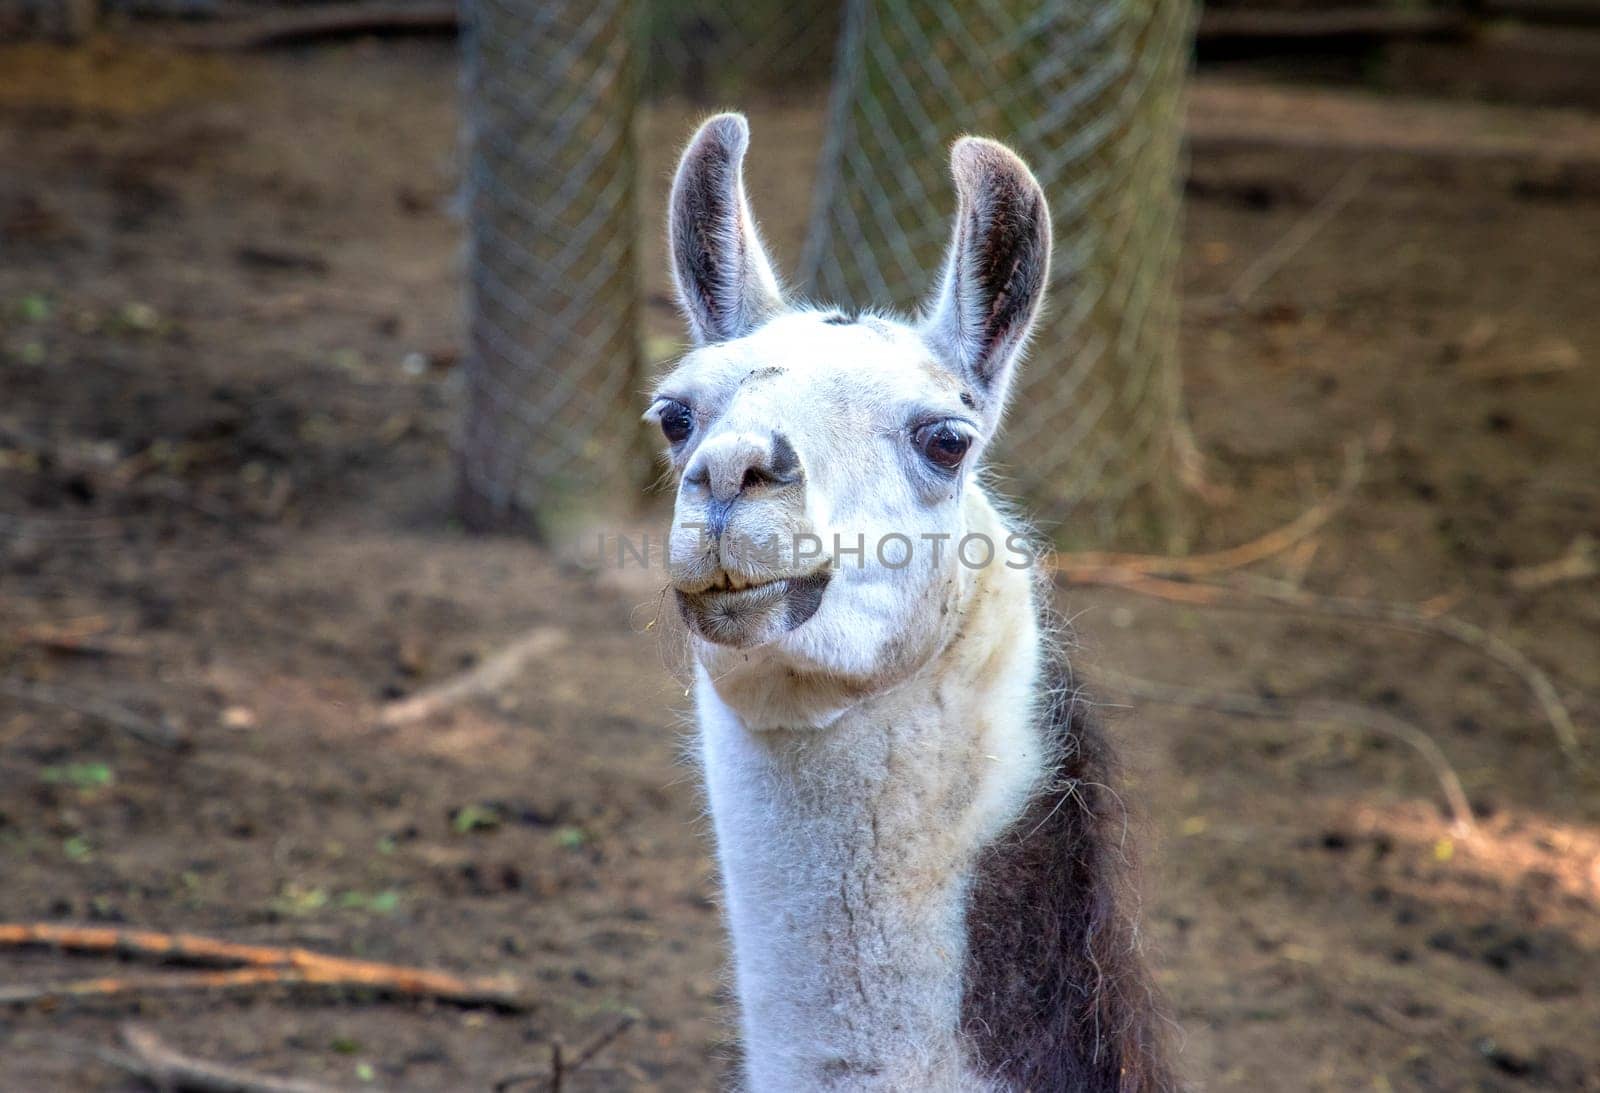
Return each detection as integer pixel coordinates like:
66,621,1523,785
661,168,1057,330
695,570,775,595
675,570,831,645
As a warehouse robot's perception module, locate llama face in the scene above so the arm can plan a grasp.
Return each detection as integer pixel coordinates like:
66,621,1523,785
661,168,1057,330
649,310,979,666
653,114,1050,722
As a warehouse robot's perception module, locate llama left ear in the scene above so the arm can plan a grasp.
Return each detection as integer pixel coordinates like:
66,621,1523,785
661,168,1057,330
922,137,1052,418
669,113,785,346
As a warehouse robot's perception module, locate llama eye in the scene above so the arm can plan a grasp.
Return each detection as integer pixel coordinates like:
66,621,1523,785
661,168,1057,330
915,422,971,471
658,400,693,445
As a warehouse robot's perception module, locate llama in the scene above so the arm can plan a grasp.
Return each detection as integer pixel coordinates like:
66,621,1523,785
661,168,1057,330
647,114,1175,1092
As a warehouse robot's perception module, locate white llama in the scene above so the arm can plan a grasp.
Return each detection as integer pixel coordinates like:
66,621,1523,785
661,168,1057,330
647,114,1174,1092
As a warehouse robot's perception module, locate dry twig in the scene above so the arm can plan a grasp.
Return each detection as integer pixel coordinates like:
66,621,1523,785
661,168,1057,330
0,968,293,1007
1100,670,1477,836
1224,575,1584,762
114,1023,362,1093
1061,573,1584,763
0,923,528,1011
0,678,181,748
378,626,566,726
1053,441,1364,580
493,1015,636,1093
8,617,144,659
1171,415,1233,505
1190,163,1374,316
1507,535,1598,591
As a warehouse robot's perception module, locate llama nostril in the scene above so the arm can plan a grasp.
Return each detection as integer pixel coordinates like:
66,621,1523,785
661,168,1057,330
690,433,802,504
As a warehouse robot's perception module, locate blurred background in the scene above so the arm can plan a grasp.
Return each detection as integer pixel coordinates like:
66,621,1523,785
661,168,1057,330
1,1,1598,1089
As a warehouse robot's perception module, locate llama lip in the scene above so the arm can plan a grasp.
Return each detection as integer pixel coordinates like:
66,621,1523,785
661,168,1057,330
696,570,771,595
675,570,831,645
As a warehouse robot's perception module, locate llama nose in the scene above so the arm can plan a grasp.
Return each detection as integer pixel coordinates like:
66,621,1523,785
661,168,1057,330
686,431,800,506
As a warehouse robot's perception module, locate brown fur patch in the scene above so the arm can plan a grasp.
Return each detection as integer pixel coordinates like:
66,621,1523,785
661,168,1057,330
961,655,1178,1091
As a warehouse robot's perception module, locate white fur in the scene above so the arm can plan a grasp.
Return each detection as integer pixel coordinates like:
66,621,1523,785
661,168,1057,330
653,115,1056,1091
697,496,1046,1091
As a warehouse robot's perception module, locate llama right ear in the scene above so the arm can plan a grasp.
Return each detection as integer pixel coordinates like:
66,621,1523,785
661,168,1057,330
669,114,784,346
922,137,1052,417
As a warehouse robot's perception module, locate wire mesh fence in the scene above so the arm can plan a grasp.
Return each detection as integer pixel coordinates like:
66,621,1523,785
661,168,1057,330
456,0,642,534
802,0,1194,544
458,0,1194,545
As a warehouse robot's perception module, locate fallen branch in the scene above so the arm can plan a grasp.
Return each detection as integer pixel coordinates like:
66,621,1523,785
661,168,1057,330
1061,572,1584,763
0,968,293,1007
163,2,457,51
0,678,181,748
118,1023,361,1093
1171,415,1233,505
378,626,566,726
1226,574,1584,763
1466,337,1582,382
1100,670,1477,836
1053,440,1363,579
1507,535,1598,591
10,620,144,659
1192,162,1374,315
0,923,528,1011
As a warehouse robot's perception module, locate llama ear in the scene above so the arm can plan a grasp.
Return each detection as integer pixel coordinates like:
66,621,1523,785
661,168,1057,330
669,113,784,346
921,137,1052,414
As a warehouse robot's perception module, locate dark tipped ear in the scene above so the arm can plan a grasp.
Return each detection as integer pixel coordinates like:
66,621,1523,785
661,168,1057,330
669,113,784,345
922,137,1052,414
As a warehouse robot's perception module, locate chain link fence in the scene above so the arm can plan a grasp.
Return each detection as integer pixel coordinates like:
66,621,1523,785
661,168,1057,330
459,0,1193,545
457,0,642,534
802,0,1194,545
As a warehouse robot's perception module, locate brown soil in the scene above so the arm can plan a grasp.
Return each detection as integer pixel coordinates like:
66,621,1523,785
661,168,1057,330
2,37,1597,1093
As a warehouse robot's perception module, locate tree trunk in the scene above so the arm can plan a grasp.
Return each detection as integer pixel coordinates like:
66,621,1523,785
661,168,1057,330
457,0,643,537
802,0,1195,548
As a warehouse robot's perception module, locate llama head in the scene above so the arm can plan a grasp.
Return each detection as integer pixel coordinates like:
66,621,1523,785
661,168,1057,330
648,114,1051,723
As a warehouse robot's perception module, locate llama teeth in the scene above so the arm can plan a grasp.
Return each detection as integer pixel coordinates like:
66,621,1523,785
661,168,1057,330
699,570,772,594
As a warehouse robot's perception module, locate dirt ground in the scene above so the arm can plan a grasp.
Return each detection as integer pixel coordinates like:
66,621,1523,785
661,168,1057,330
2,35,1599,1093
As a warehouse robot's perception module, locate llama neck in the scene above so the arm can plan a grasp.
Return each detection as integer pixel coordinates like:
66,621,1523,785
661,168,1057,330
695,504,1045,1091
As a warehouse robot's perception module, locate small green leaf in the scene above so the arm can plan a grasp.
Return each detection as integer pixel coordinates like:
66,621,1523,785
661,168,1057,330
355,1062,375,1083
451,804,501,835
63,835,93,861
329,1036,360,1055
115,302,162,332
269,883,330,917
17,295,52,322
42,762,114,788
336,889,401,915
553,825,588,850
